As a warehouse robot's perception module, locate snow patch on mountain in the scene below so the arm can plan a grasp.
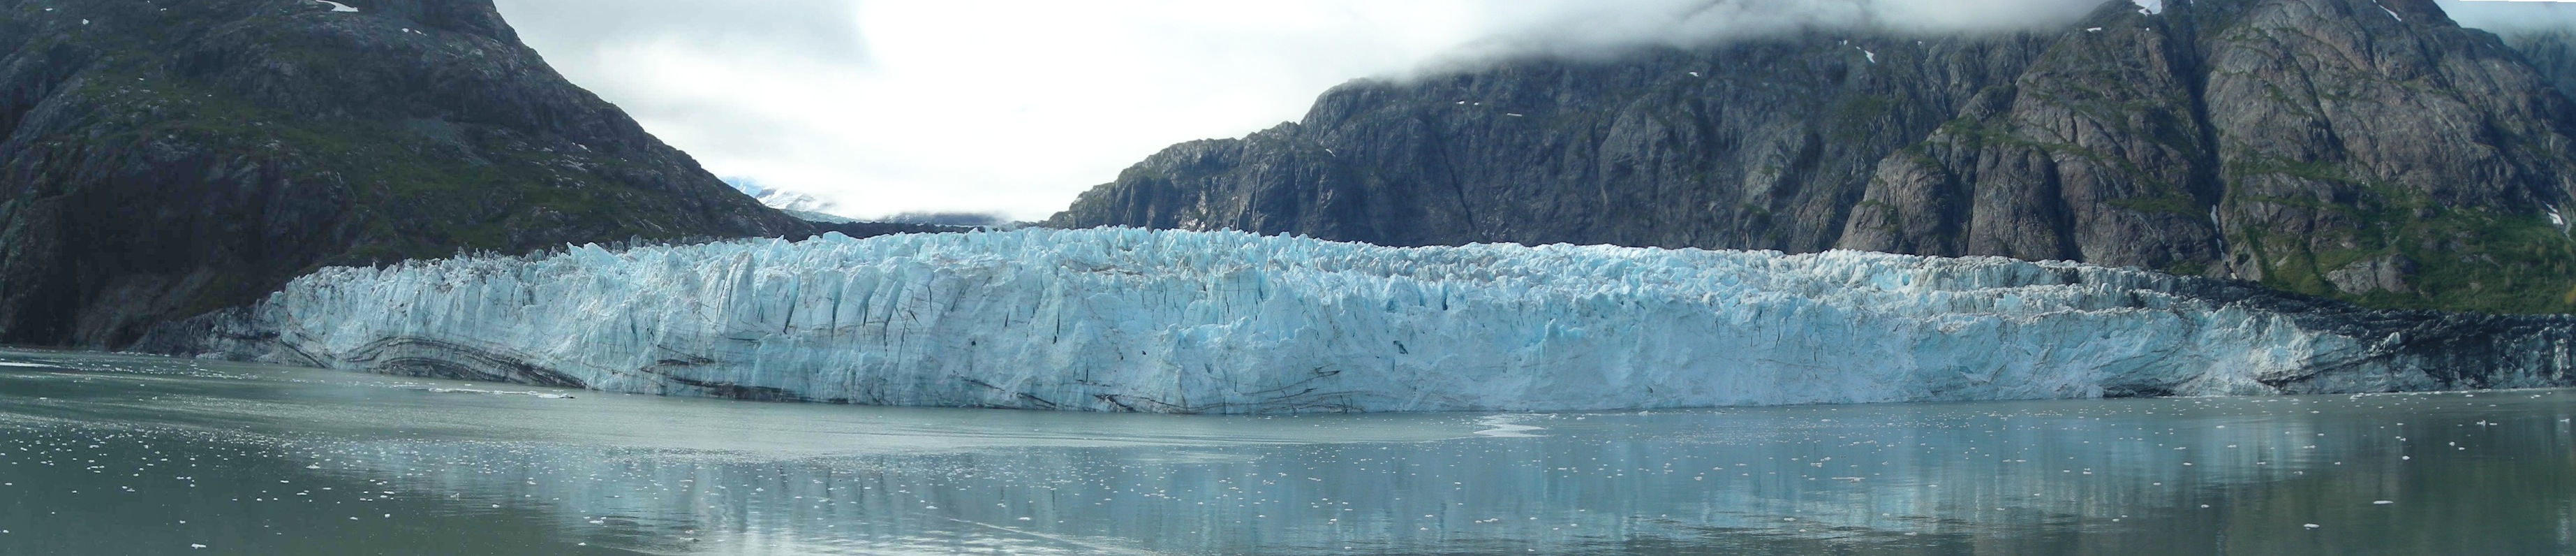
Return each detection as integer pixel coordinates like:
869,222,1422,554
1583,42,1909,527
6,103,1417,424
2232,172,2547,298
753,189,841,217
726,178,853,222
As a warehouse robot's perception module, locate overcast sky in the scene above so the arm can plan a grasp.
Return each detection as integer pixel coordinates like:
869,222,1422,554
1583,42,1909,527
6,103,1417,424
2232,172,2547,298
489,0,2575,221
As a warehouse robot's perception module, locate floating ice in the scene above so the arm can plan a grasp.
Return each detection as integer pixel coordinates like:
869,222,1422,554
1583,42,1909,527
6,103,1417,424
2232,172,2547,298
164,228,2576,414
417,388,573,400
1472,416,1546,438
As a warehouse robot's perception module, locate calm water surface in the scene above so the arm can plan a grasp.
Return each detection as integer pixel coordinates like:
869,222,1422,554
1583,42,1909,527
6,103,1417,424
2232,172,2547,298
0,349,2570,555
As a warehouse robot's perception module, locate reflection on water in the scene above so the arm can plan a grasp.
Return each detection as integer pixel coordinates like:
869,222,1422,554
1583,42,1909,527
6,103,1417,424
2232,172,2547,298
0,349,2570,555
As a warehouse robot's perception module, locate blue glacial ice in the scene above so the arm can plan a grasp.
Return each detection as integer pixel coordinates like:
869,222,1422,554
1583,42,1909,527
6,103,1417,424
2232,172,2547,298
156,228,2576,413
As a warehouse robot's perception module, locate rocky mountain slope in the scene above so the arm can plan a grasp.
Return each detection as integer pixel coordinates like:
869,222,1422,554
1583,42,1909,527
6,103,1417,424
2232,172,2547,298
0,0,815,348
2512,29,2576,99
1048,0,2576,314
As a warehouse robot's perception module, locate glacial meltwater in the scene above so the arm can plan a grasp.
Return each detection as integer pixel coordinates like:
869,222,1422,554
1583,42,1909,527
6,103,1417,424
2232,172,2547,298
0,349,2570,555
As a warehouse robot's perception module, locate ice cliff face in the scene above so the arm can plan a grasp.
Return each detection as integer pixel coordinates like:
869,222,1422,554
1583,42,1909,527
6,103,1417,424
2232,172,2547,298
151,228,2576,414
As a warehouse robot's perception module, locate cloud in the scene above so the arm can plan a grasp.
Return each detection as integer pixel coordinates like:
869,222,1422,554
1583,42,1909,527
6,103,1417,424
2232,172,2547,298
494,0,1523,221
1421,0,2104,71
2442,0,2576,33
488,0,2565,222
496,0,866,65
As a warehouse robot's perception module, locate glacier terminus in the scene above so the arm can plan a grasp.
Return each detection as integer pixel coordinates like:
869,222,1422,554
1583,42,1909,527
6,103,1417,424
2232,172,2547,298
144,228,2576,414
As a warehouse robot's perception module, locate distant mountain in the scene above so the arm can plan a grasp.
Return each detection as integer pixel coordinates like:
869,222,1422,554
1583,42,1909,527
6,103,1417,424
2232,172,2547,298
1049,0,2576,314
0,0,815,347
2509,29,2576,110
762,195,854,224
726,179,859,223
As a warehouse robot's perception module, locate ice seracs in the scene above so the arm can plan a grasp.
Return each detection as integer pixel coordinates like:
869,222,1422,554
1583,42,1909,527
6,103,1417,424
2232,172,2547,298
160,228,2576,414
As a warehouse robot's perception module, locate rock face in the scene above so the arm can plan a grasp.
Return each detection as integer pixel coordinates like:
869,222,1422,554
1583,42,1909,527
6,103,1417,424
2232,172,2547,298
0,0,814,348
1049,0,2576,314
148,228,2576,414
1053,35,2056,254
2510,29,2576,99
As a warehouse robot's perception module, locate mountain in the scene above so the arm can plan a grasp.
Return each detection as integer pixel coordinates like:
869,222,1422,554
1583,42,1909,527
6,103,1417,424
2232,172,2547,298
727,179,854,222
0,0,815,348
1046,0,2576,315
753,189,841,218
2510,29,2576,110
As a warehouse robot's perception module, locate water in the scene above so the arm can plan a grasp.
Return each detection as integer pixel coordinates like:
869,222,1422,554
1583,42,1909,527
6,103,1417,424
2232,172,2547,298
0,349,2570,555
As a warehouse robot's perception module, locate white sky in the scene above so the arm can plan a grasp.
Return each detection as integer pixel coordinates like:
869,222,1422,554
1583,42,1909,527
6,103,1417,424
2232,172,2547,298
490,0,2573,221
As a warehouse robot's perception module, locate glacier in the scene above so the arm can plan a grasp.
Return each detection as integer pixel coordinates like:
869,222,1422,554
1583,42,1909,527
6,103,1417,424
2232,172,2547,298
145,228,2576,414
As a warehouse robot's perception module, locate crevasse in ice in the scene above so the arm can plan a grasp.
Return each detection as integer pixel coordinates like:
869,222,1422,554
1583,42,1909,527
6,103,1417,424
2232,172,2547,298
174,228,2574,413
